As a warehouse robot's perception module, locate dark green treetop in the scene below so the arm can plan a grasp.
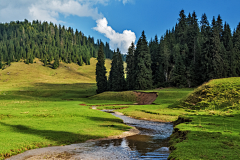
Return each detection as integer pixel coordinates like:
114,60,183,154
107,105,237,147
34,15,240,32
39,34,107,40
96,42,108,94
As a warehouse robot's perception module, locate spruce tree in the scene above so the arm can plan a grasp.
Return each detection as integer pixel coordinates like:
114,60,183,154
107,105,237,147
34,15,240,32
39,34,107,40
96,42,107,94
233,23,240,76
108,49,125,91
222,23,236,76
53,56,59,69
116,48,126,91
171,44,187,87
126,42,135,90
108,51,118,91
150,35,161,86
134,31,152,90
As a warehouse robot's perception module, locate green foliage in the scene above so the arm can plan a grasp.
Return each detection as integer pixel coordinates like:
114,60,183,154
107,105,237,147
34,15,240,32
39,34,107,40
0,20,114,67
145,10,240,88
108,49,125,91
96,42,108,94
126,42,135,90
52,57,59,69
134,31,153,90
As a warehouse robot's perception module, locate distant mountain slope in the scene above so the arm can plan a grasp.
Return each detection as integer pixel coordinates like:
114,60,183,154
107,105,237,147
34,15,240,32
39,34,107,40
0,58,112,90
0,20,114,69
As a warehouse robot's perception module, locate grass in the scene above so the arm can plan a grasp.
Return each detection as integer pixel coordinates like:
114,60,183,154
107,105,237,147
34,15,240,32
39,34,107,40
104,88,194,122
99,78,240,160
1,59,240,160
0,58,133,160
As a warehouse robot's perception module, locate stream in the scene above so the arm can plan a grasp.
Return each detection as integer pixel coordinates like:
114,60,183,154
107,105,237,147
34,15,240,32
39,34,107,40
7,112,174,160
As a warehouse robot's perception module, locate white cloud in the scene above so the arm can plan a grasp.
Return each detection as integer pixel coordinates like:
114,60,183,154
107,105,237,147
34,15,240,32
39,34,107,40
119,0,130,5
0,0,105,23
93,18,136,54
0,0,136,53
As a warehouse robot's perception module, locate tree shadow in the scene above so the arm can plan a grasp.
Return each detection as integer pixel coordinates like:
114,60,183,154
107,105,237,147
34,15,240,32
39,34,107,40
84,116,124,123
0,82,97,102
0,121,101,145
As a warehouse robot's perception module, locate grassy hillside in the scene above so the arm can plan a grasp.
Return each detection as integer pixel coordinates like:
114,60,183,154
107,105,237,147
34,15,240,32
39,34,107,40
0,58,133,160
179,77,240,111
168,77,240,159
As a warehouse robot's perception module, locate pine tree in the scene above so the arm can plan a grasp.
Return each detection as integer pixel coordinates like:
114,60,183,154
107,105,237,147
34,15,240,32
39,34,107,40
126,42,135,90
233,23,240,76
134,31,152,90
200,13,212,82
150,35,160,86
171,44,187,87
77,56,83,66
108,49,125,91
222,23,236,76
53,56,59,69
210,18,226,79
108,51,118,91
96,42,108,94
116,48,125,91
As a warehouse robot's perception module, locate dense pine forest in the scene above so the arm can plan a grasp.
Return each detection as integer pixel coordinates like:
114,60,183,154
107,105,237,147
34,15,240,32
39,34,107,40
100,10,240,93
148,10,240,88
0,19,114,69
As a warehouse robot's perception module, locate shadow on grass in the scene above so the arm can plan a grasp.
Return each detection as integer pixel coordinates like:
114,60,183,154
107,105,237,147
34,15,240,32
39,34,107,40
0,122,100,145
0,83,97,102
84,116,124,123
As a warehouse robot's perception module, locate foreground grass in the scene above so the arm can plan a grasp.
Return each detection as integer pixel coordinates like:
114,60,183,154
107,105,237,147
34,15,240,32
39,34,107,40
0,59,133,160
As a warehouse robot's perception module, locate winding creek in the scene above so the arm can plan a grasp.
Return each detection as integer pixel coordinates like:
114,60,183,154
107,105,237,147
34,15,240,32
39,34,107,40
7,111,174,160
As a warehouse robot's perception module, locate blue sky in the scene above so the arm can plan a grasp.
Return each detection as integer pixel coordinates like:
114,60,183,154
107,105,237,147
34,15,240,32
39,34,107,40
0,0,240,53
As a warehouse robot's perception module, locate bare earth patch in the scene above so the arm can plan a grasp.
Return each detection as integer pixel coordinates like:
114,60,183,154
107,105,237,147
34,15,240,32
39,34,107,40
134,91,158,105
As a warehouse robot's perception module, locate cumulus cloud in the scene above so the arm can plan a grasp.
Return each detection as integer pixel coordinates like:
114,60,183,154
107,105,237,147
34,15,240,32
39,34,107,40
119,0,131,5
0,0,105,23
93,18,136,54
0,0,136,53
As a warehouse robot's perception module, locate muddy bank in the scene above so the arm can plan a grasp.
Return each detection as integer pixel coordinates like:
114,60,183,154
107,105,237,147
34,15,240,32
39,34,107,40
168,116,192,159
134,91,158,105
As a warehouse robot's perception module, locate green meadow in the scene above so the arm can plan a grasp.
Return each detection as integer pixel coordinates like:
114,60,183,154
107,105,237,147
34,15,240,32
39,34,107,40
0,58,134,159
1,58,240,159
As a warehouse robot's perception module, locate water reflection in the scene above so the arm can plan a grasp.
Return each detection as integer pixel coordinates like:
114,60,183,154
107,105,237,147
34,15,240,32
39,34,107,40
87,113,174,159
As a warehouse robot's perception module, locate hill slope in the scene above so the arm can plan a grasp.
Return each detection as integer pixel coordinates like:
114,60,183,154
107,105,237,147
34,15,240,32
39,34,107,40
0,58,112,90
179,77,240,110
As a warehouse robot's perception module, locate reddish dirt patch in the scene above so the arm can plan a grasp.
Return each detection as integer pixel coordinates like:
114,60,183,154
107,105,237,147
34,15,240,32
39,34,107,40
134,92,158,105
79,104,86,106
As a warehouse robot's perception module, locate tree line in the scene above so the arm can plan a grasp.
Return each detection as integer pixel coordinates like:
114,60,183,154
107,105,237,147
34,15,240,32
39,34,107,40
0,19,114,69
96,10,240,93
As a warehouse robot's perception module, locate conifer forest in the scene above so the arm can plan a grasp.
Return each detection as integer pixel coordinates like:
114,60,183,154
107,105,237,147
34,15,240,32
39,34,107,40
0,10,240,92
0,19,114,69
100,10,240,93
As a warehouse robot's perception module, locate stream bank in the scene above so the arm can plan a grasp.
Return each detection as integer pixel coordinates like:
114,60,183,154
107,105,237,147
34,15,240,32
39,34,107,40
7,111,173,160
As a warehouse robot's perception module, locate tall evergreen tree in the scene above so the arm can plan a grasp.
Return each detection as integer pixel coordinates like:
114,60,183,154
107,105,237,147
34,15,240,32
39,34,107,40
222,23,236,77
126,42,135,90
108,51,118,91
134,31,152,90
171,44,187,87
150,35,161,86
116,48,126,91
53,56,59,69
233,23,240,76
96,42,108,94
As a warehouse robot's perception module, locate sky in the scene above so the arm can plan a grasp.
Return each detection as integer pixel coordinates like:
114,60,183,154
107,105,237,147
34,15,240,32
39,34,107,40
0,0,240,54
